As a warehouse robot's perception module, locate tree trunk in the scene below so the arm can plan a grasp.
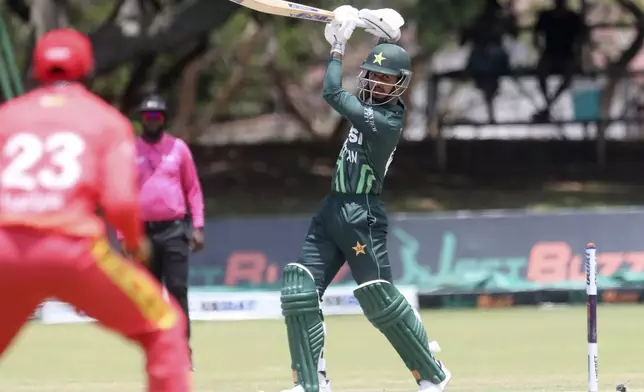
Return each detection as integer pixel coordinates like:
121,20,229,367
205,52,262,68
196,21,265,131
269,63,318,137
171,55,203,141
169,37,210,140
119,54,157,113
29,0,69,37
90,0,237,76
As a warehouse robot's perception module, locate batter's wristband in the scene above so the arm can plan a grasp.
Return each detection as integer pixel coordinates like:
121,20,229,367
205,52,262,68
331,41,345,56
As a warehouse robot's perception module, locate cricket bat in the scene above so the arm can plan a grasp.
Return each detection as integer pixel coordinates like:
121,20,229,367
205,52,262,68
228,0,368,28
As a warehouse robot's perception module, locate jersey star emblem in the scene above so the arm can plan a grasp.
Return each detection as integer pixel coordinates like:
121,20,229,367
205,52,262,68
372,52,386,65
352,241,367,256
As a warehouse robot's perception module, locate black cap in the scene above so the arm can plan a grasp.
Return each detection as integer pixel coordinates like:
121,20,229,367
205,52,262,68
139,94,167,112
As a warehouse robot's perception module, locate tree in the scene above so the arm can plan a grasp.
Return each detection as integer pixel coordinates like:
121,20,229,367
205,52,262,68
595,0,644,168
396,0,482,134
6,0,237,112
2,0,483,142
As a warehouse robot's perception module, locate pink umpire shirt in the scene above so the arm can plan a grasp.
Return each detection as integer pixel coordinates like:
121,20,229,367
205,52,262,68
135,133,204,228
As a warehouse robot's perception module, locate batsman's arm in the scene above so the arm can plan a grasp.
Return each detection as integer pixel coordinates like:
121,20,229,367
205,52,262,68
322,56,397,139
322,56,361,124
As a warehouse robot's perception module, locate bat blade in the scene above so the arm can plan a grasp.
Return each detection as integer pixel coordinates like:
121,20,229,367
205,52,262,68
229,0,335,23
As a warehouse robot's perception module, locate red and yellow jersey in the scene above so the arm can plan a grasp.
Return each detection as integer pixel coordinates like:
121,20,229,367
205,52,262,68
0,83,142,249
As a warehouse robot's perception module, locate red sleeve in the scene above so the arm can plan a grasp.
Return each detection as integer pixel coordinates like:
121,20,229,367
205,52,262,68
100,114,142,250
179,140,204,228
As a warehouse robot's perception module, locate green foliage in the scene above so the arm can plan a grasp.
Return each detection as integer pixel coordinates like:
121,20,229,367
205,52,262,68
207,12,276,119
132,120,142,135
67,1,115,32
92,64,132,103
273,18,322,75
413,0,483,52
4,0,480,121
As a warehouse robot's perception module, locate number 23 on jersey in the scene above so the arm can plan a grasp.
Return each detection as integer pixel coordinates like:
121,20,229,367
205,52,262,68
1,132,85,191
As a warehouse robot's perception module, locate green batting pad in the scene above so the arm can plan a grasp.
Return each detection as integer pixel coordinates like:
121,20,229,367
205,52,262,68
354,280,446,384
281,263,324,392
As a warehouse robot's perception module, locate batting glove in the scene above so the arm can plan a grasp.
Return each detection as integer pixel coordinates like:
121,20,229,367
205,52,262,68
325,5,359,55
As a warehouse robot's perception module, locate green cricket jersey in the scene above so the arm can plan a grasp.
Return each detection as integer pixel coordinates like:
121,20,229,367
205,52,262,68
322,57,405,196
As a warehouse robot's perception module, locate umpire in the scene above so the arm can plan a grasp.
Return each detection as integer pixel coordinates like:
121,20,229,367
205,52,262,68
133,94,205,369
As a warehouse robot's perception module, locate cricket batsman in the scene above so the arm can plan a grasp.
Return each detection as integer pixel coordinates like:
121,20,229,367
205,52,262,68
280,6,451,392
0,29,191,392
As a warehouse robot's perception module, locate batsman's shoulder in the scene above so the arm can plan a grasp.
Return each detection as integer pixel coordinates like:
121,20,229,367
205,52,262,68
375,106,403,135
385,107,404,124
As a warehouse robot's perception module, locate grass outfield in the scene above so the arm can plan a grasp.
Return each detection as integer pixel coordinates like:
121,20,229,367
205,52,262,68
0,305,641,392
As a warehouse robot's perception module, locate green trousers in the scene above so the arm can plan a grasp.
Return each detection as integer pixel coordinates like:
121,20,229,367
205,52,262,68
297,192,392,296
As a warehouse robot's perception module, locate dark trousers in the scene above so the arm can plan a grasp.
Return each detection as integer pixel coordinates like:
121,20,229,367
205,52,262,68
145,219,191,342
297,193,392,298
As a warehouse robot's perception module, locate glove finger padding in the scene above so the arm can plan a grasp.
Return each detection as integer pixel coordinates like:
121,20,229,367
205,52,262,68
332,5,358,43
339,19,357,42
332,5,359,24
324,23,340,45
365,27,400,42
359,8,404,41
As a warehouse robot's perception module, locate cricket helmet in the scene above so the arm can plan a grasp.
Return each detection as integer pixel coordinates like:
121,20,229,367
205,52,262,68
358,43,412,105
139,94,167,112
33,28,94,84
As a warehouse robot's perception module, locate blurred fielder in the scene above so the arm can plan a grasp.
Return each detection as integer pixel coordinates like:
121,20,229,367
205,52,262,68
280,6,451,392
0,29,191,392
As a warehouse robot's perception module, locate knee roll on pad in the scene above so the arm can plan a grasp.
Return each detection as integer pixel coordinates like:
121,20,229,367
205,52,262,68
353,280,446,385
281,263,324,392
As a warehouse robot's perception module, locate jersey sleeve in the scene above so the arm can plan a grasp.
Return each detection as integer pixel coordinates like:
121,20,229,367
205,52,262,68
178,141,204,229
322,57,399,140
100,113,142,251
